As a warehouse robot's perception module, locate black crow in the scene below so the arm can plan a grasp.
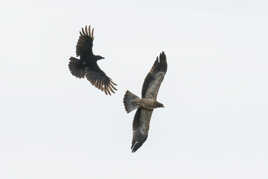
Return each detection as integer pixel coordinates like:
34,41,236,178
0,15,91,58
69,25,117,95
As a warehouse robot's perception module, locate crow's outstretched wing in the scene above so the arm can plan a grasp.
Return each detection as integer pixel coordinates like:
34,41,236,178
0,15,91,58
142,52,167,99
76,25,94,57
85,64,117,95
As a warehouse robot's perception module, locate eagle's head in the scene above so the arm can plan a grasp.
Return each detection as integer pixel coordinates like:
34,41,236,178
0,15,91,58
155,101,164,108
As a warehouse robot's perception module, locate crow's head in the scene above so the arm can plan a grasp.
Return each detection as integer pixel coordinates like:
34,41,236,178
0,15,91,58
95,55,104,60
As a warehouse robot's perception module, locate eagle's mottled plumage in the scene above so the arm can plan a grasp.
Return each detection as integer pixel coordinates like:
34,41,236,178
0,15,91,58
123,52,167,152
68,25,117,95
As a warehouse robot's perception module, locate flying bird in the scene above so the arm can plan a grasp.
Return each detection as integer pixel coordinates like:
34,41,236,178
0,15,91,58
68,25,117,95
123,52,167,152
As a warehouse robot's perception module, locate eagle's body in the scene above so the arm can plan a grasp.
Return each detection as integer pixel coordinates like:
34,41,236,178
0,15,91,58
123,52,167,152
68,25,117,95
132,98,163,111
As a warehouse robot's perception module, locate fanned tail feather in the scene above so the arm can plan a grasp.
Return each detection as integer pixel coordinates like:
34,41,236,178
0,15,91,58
123,90,140,113
68,57,85,78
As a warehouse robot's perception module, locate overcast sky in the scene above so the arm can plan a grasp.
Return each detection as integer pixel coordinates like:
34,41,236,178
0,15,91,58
1,0,268,178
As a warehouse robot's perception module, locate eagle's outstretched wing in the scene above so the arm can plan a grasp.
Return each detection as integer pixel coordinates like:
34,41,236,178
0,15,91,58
85,64,117,95
142,52,167,99
131,108,153,153
76,25,94,57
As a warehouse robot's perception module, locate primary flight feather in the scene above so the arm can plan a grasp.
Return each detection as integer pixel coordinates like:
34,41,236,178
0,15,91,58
68,25,117,95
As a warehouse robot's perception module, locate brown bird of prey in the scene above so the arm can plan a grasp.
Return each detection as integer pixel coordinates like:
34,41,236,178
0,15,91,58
123,52,167,152
68,25,117,95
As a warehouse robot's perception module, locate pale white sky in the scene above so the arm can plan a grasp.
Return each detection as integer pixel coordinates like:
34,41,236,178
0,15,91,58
1,0,268,178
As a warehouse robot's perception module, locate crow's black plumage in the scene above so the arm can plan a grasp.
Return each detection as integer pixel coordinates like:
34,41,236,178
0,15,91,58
68,25,117,95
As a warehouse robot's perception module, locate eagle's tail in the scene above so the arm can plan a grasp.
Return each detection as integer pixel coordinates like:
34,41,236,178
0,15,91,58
68,57,86,78
123,90,140,113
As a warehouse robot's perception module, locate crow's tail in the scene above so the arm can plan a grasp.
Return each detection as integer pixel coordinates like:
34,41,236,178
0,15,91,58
68,57,85,78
